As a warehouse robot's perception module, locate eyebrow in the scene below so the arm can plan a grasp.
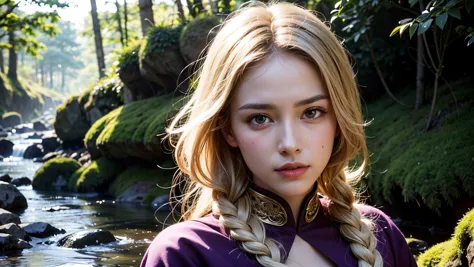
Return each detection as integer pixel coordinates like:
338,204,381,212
238,94,329,110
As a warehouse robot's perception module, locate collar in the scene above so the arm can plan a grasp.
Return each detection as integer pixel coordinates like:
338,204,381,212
248,182,320,228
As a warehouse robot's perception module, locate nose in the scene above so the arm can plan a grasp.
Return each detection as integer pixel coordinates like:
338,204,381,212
277,121,301,156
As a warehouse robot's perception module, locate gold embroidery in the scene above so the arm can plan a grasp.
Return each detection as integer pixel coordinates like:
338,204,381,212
248,188,320,226
249,189,287,226
305,192,320,223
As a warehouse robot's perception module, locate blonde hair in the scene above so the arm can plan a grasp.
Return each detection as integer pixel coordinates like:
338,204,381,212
166,1,383,266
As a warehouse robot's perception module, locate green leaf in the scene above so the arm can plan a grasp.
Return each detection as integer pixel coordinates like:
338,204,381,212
448,8,461,19
410,23,419,38
400,23,410,36
335,1,342,8
467,0,474,12
468,35,474,46
390,25,402,37
436,13,448,29
418,18,433,35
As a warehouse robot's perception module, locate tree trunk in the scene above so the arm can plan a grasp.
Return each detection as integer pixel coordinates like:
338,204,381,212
90,0,106,78
194,0,204,15
186,0,196,18
61,66,65,92
123,0,128,46
176,0,186,23
35,58,38,83
49,63,53,88
415,35,425,109
7,30,17,81
0,49,4,73
138,0,155,36
115,0,125,48
363,32,407,106
40,60,45,86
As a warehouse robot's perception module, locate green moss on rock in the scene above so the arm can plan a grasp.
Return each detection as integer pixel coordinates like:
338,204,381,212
141,25,183,55
1,112,22,127
68,157,124,193
32,158,81,190
417,208,474,266
365,84,474,213
84,94,182,163
117,41,142,70
109,164,174,204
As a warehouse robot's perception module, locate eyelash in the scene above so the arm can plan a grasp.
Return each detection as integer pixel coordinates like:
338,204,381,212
247,107,327,126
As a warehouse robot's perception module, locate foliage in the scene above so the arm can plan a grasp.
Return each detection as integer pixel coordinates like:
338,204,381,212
108,164,174,204
140,25,183,55
417,208,474,266
32,157,81,190
179,15,220,45
116,40,142,70
83,74,123,112
365,82,474,213
68,157,124,193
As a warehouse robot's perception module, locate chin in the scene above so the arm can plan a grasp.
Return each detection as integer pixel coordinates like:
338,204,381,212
272,178,316,198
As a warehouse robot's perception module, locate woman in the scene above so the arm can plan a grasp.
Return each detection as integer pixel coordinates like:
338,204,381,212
141,1,417,266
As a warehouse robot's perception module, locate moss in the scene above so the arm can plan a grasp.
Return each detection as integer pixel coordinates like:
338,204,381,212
68,157,124,193
83,75,123,112
1,111,22,121
78,86,94,108
117,41,142,70
109,164,174,204
140,25,183,56
365,84,474,213
179,16,220,45
32,158,81,190
84,93,182,147
417,208,474,266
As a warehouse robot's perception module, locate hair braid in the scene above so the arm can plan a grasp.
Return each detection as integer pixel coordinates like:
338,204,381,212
212,192,286,267
324,175,383,267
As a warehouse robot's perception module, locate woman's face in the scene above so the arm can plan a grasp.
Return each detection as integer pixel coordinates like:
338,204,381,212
224,51,338,200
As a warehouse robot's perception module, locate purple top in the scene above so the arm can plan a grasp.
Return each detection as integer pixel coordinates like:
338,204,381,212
141,183,417,266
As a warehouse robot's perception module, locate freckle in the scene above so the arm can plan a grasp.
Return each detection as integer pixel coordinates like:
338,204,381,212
322,145,324,148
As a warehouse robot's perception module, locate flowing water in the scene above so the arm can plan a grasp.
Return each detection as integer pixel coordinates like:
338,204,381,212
0,132,168,267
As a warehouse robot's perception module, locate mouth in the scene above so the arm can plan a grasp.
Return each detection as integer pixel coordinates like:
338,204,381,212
276,162,309,171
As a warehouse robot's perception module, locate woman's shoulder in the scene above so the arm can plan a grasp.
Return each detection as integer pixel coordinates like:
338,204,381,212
140,214,246,267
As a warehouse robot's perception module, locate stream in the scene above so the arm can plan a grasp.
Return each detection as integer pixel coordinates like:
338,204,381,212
0,131,168,267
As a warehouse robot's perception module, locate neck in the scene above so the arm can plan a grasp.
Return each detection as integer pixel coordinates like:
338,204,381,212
282,187,313,223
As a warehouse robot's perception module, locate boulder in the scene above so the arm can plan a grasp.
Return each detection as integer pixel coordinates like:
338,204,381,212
1,112,21,128
57,229,115,248
151,194,170,211
116,180,156,203
0,233,32,250
0,139,13,157
0,181,27,211
0,174,12,183
32,158,81,191
33,121,48,131
42,135,60,153
20,222,65,238
27,132,42,139
53,96,90,143
180,16,220,64
10,177,31,187
0,208,21,225
0,223,29,241
23,144,44,159
14,125,34,134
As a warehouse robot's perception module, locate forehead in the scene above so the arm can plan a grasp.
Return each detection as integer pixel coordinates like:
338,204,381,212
233,51,328,105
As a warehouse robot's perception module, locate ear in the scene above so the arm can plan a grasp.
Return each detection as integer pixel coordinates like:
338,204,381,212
220,119,239,147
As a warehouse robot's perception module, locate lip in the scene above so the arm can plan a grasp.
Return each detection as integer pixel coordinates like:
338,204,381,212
275,162,309,179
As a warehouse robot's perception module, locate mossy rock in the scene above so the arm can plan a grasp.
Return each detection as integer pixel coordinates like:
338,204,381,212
1,112,22,128
84,94,183,163
53,96,90,142
417,208,474,266
109,163,174,204
68,157,124,193
180,16,221,64
32,158,81,190
139,25,186,93
365,84,474,214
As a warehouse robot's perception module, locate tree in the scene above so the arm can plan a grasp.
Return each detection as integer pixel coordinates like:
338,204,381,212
90,0,106,78
124,0,128,46
138,0,155,36
115,0,125,48
0,0,68,80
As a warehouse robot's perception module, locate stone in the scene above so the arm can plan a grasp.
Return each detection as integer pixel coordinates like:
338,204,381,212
57,229,115,248
0,181,28,211
23,144,44,159
0,209,21,225
20,222,65,238
10,177,31,187
0,174,12,183
0,233,32,250
0,223,29,241
0,139,14,157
